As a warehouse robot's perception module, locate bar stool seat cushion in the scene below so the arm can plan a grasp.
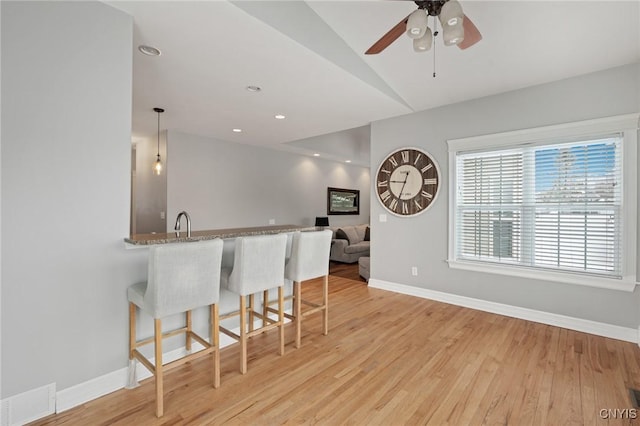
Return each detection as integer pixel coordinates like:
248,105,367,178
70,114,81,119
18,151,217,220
127,282,147,311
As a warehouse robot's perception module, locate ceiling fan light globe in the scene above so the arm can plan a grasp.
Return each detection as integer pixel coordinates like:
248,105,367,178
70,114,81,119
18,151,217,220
413,30,433,52
440,0,464,28
443,20,465,46
406,9,428,39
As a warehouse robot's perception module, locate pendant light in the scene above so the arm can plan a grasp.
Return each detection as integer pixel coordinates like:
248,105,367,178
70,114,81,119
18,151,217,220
153,107,164,175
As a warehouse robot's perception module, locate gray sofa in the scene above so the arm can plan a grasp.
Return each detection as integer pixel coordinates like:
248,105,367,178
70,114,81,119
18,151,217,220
329,224,370,263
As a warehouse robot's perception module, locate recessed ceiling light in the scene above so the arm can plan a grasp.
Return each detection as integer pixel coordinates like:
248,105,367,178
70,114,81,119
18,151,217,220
138,45,161,56
275,114,286,120
232,128,242,133
246,86,261,92
345,160,352,163
313,153,320,157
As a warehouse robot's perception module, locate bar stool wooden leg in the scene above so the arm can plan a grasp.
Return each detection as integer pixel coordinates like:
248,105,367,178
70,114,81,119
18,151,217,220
239,296,248,374
263,290,269,327
294,281,301,349
129,303,136,359
210,304,220,388
322,275,329,336
278,286,284,355
154,319,164,418
186,310,192,352
248,294,255,332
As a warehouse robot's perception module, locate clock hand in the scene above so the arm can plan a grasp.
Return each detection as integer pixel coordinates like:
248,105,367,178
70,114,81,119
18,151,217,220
399,172,410,199
390,172,410,184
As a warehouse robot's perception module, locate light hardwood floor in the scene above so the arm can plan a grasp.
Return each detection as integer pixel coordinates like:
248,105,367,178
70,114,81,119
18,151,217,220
33,269,640,425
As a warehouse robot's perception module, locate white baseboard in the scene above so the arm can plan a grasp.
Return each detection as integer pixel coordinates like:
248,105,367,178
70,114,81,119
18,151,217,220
368,278,639,345
56,368,128,414
0,383,55,426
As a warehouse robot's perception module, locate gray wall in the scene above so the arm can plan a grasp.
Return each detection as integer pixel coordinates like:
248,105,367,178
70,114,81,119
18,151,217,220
166,130,371,231
370,63,640,328
1,1,148,397
284,124,371,167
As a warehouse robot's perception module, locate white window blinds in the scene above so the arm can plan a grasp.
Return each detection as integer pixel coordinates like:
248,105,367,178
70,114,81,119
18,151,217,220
455,136,622,278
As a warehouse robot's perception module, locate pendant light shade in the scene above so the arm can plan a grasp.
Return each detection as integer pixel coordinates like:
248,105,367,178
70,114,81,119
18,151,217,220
413,29,433,52
154,155,162,175
153,107,164,175
439,0,464,27
406,9,428,39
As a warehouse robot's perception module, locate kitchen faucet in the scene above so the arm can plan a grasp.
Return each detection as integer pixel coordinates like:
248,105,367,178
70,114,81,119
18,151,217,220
174,211,191,237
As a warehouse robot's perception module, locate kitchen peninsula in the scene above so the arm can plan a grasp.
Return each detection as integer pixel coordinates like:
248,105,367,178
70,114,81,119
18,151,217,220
125,224,315,246
123,224,318,355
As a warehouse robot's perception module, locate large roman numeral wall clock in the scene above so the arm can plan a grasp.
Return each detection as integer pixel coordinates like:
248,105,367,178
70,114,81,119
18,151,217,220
375,148,440,217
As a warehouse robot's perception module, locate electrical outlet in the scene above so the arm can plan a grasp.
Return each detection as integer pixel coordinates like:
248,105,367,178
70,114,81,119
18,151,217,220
160,211,165,219
379,214,387,222
411,266,418,276
269,219,275,225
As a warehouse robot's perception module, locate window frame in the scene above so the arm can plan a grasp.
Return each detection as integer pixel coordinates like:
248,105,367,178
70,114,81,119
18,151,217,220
447,114,639,292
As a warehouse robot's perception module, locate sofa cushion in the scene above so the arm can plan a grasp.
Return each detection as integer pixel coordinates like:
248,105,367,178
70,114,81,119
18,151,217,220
358,256,370,282
340,226,361,245
344,241,370,254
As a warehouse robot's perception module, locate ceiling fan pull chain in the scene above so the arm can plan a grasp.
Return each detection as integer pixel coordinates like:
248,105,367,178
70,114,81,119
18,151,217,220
433,40,437,78
433,17,438,78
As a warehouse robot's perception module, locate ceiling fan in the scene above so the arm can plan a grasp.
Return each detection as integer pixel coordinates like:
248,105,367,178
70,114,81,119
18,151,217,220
365,0,482,55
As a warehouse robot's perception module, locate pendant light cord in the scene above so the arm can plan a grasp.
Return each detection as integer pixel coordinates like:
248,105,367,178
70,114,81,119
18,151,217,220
157,110,160,156
153,107,164,158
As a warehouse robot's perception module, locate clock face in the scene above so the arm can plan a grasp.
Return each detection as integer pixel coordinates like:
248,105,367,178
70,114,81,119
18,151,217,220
376,148,440,216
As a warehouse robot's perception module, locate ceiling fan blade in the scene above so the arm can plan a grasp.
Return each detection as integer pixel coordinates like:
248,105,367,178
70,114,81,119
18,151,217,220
365,14,410,55
458,14,482,50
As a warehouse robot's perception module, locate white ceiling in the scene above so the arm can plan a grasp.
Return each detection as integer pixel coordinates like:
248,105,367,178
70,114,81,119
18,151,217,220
108,1,640,167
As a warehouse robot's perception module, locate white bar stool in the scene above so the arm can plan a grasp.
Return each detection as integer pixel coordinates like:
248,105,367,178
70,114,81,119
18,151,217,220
284,230,333,348
127,239,224,418
219,233,288,374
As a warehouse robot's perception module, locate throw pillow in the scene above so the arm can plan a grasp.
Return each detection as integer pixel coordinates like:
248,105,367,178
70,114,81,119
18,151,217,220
335,229,349,241
364,226,370,241
341,226,360,244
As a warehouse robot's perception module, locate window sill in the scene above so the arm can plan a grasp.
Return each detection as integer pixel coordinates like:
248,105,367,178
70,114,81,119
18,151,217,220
446,259,637,292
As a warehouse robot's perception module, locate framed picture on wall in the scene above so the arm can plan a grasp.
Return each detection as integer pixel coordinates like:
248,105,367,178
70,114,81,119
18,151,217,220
327,187,360,215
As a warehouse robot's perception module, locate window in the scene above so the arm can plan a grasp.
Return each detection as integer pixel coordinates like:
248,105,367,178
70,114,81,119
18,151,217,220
447,115,638,291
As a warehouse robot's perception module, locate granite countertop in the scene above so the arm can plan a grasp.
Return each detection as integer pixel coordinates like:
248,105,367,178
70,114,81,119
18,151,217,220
124,224,316,246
